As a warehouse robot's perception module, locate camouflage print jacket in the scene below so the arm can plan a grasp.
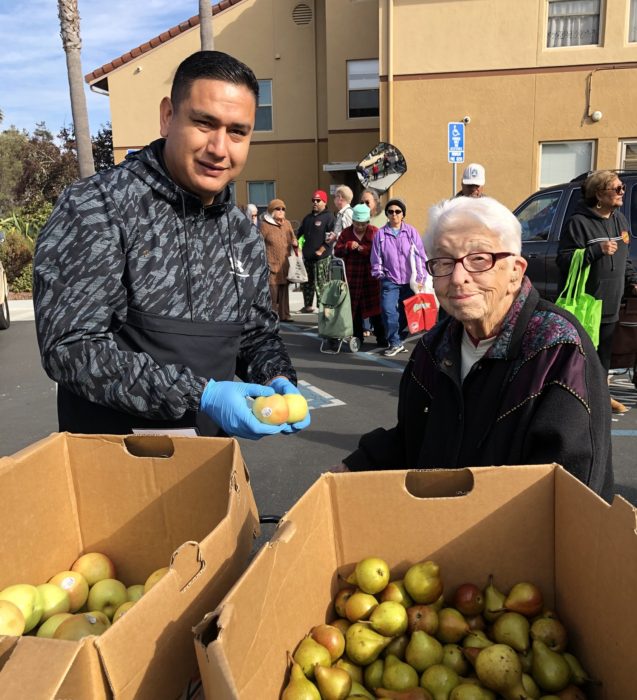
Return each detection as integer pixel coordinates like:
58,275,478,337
33,139,295,422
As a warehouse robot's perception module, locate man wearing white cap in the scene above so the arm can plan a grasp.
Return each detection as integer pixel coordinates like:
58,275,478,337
460,163,485,197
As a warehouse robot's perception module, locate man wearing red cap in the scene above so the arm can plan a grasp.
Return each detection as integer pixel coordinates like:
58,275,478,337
296,189,336,313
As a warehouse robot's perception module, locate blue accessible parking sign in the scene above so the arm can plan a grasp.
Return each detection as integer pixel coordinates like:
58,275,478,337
448,122,465,163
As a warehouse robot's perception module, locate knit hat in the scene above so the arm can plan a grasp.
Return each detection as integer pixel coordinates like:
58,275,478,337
267,198,286,213
385,198,406,217
352,203,371,223
312,189,328,203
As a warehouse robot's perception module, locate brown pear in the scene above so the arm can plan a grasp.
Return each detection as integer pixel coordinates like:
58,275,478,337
437,607,470,644
384,633,410,660
332,617,351,635
502,582,543,618
376,687,434,699
311,624,346,662
557,684,587,699
452,583,485,617
465,614,486,632
314,664,352,700
334,587,356,618
407,604,439,635
282,656,321,700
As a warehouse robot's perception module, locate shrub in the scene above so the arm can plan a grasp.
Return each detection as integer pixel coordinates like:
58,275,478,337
11,263,33,293
0,229,32,284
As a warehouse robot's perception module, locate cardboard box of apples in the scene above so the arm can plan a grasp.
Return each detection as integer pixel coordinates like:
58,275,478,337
0,433,259,700
194,465,637,699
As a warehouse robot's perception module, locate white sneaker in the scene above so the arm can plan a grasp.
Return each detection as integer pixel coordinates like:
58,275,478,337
383,344,405,357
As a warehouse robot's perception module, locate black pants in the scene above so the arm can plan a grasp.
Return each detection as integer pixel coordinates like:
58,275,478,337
353,312,386,346
597,321,617,373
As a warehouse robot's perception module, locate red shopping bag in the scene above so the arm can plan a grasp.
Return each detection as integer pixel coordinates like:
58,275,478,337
403,293,438,334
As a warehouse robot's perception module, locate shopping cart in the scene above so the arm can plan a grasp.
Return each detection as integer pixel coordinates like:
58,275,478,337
318,256,360,354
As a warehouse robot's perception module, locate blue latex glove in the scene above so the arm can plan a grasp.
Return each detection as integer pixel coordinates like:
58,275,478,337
199,380,285,440
269,377,311,434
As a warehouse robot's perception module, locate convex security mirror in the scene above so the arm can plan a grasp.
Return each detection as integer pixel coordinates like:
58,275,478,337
356,142,407,194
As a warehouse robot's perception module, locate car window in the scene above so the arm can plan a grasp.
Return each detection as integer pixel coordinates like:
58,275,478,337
560,188,583,238
516,191,562,242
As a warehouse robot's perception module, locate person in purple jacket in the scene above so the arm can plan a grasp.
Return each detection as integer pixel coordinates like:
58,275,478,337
371,198,427,356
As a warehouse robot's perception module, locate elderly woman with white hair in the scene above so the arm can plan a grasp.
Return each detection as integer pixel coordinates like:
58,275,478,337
338,196,614,501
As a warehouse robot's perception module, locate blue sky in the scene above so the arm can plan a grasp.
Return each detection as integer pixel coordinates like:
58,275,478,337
0,1,220,136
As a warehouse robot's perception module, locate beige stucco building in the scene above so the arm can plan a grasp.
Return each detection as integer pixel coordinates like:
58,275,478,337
86,0,637,228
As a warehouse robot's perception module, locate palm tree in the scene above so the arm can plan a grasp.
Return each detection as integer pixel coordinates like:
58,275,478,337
199,0,215,50
57,0,95,177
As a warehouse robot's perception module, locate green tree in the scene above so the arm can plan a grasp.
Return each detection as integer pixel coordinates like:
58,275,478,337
92,122,114,172
0,128,29,216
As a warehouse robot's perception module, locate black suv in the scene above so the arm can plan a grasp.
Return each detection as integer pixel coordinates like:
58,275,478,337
514,170,637,301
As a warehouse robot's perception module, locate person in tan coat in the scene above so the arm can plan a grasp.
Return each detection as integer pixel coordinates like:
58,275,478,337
259,198,298,321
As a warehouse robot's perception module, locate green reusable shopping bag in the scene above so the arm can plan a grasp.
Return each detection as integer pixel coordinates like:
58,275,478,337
555,247,602,348
318,279,353,339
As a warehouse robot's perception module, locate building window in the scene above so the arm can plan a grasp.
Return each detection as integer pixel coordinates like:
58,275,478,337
347,59,379,118
255,80,273,131
630,0,637,42
539,141,594,187
547,0,600,47
620,140,637,169
247,181,275,214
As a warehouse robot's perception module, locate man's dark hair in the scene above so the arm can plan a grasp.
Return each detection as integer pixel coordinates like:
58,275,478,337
170,51,259,108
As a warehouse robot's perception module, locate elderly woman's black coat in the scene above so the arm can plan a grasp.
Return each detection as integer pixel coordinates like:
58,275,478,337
344,278,614,502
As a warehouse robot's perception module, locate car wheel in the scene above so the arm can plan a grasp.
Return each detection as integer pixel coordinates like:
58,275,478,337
0,282,10,330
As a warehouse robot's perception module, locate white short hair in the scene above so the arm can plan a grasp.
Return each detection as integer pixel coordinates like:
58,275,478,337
424,196,522,255
247,203,258,216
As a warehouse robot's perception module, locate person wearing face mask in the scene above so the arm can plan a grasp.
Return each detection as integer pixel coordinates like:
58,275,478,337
557,170,637,414
371,198,427,356
333,196,614,503
33,51,310,439
259,198,298,322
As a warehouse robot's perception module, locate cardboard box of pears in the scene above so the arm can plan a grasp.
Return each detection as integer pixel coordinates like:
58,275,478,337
194,465,637,699
0,432,259,700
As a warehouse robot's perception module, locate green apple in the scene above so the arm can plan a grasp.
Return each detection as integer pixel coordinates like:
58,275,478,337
126,584,144,603
48,571,89,612
144,567,169,593
87,579,128,619
37,583,71,621
36,612,73,638
0,584,43,633
53,612,109,640
112,600,136,623
71,552,116,586
0,599,26,636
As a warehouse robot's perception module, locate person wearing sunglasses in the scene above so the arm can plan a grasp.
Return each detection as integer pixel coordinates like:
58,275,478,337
370,198,427,356
334,195,614,503
557,170,637,414
259,199,298,322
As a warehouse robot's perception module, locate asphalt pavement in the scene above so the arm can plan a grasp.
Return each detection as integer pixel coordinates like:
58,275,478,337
1,294,636,529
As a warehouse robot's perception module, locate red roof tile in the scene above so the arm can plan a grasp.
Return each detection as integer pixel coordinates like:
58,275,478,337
84,0,244,84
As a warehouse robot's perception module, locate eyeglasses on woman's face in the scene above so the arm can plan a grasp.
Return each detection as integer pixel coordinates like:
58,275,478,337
426,251,514,277
387,209,403,215
600,183,625,194
274,206,286,211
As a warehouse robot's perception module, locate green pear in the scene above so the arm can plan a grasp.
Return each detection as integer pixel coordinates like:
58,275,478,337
370,601,409,636
311,623,346,662
492,611,530,652
404,561,443,604
384,634,410,660
363,658,384,692
335,657,364,684
345,622,392,666
482,575,505,623
334,587,357,618
293,635,331,679
437,608,470,644
518,648,533,674
354,557,391,595
529,618,568,653
462,631,493,650
345,591,379,622
349,679,375,699
382,654,420,691
562,652,593,685
449,683,495,700
282,657,321,700
376,686,435,699
381,580,414,608
474,643,529,700
315,664,352,700
420,663,460,700
405,630,444,672
521,672,541,698
441,644,469,676
531,641,570,693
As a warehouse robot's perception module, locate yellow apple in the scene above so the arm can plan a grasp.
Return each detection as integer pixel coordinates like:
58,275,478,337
37,583,71,621
144,566,169,593
252,394,289,425
48,571,89,612
36,612,73,638
283,394,309,423
112,600,136,623
0,584,43,633
53,612,109,640
127,584,144,603
71,552,116,586
86,610,111,628
0,599,26,636
87,579,128,619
